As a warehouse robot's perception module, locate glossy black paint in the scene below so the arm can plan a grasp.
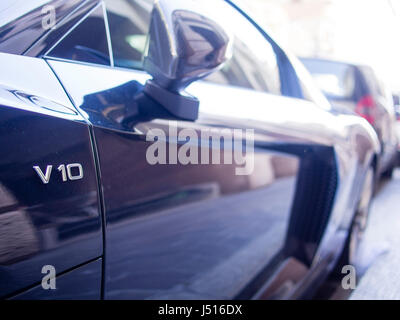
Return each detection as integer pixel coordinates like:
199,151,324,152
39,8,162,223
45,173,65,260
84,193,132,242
0,53,102,298
0,106,102,298
10,259,102,300
0,105,102,298
97,128,299,299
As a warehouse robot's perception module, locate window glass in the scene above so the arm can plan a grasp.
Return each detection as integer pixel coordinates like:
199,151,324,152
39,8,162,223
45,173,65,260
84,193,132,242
203,2,281,95
301,59,356,99
104,0,153,70
290,55,332,108
47,5,110,66
363,67,389,101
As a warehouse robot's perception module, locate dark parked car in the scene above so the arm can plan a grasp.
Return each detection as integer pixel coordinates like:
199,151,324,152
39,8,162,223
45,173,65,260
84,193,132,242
393,94,400,165
0,0,380,299
301,57,398,179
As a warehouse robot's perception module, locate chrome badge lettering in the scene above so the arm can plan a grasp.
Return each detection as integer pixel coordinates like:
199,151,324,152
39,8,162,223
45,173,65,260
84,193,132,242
33,165,53,184
34,163,83,184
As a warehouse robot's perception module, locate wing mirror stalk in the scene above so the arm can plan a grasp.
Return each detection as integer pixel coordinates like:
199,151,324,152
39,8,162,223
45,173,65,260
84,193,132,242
144,80,199,121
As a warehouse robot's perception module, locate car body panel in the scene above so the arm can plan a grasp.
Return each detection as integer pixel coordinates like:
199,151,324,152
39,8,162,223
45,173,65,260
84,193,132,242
0,53,102,298
10,258,102,300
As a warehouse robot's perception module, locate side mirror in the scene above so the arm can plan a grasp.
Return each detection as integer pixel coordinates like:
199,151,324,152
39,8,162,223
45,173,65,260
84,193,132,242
143,0,233,121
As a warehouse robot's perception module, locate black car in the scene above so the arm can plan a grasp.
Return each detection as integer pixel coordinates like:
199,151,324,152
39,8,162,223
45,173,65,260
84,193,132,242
301,57,398,179
0,0,379,299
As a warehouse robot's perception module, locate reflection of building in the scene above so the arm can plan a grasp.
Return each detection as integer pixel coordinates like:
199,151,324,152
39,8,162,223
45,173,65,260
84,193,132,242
284,0,335,56
246,0,400,92
246,0,335,57
0,184,39,265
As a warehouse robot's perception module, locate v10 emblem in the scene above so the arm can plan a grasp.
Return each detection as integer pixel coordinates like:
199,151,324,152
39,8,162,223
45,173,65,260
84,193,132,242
33,163,83,184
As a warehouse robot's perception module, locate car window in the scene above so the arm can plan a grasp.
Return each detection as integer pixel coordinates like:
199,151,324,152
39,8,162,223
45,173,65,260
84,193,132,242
301,59,356,100
47,5,111,66
104,0,153,70
360,66,379,95
202,2,281,95
47,0,281,95
289,56,331,109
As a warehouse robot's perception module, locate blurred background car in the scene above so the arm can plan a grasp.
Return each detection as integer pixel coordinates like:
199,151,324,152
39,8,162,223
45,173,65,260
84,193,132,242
393,93,400,165
301,57,398,179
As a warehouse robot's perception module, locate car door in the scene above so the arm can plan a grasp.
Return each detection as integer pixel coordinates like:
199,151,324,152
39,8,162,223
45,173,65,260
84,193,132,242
45,0,339,299
0,52,103,299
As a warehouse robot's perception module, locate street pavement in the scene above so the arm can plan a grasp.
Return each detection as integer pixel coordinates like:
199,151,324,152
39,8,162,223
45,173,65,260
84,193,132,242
317,169,400,299
350,169,400,299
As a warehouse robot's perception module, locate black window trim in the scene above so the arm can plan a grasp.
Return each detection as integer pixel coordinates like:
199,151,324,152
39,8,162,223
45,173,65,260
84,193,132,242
101,0,114,67
43,0,114,67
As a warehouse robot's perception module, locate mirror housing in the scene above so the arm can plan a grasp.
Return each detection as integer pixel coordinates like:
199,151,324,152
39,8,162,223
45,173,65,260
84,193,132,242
143,0,232,120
